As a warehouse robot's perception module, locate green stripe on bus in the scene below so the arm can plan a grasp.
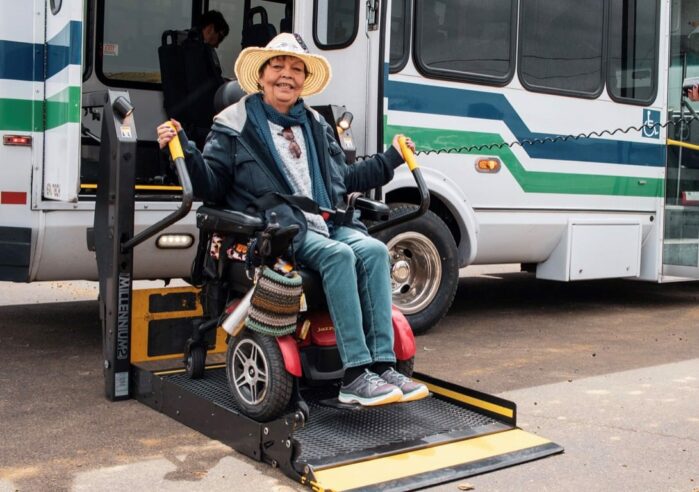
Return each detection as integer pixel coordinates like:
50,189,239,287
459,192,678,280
0,87,81,132
385,123,663,198
0,98,43,132
46,86,81,130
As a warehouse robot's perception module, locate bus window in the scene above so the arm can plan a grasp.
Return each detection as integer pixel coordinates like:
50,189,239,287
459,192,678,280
413,0,516,85
519,0,605,98
389,0,411,73
607,0,660,105
98,0,193,87
207,1,289,80
314,0,359,49
83,0,93,82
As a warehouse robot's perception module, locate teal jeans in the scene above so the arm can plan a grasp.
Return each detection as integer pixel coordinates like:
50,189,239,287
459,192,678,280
296,226,396,368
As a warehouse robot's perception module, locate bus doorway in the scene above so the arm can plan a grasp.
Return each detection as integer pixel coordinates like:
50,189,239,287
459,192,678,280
665,0,699,277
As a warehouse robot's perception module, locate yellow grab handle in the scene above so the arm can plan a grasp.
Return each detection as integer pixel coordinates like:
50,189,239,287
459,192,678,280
667,138,699,152
165,121,184,160
398,136,418,171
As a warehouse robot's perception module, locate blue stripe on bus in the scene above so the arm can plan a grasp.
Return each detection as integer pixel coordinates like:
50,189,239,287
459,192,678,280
386,79,665,167
1,21,81,82
47,21,82,79
0,40,44,82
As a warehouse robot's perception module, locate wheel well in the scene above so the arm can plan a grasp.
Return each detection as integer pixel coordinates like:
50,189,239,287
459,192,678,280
385,188,462,246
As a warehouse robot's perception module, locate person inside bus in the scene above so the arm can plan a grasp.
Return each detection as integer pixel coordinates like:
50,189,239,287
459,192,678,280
180,10,230,149
156,33,429,406
195,9,229,64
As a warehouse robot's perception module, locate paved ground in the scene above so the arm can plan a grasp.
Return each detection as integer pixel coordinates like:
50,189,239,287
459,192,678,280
0,268,697,491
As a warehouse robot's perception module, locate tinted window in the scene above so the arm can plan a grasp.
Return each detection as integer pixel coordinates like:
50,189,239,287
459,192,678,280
51,0,62,15
519,0,605,96
208,0,288,79
100,0,192,85
607,0,659,104
414,0,516,83
314,0,359,49
389,0,411,72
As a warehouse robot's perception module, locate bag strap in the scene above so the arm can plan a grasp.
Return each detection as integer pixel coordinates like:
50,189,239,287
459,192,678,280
248,192,321,215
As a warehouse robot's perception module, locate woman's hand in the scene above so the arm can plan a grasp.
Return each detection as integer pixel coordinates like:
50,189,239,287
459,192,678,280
689,84,699,102
156,119,182,149
391,134,416,157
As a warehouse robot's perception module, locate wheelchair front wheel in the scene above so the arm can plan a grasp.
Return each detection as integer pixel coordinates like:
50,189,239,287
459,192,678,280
185,344,206,379
395,356,414,378
226,330,293,421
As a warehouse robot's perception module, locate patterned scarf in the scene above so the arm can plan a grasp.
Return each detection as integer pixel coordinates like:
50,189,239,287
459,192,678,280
246,93,332,210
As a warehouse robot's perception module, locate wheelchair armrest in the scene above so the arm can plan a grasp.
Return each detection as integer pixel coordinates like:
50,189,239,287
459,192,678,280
196,206,265,235
355,197,390,222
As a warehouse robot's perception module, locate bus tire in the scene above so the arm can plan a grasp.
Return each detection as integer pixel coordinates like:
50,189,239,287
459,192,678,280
375,203,458,335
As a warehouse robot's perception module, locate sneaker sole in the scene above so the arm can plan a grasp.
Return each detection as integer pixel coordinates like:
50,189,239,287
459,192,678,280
338,388,403,406
399,385,430,403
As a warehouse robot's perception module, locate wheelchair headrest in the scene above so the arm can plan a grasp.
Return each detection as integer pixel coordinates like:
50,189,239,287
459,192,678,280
213,80,246,113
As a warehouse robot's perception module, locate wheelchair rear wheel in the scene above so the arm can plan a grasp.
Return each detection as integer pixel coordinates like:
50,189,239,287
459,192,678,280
226,330,293,421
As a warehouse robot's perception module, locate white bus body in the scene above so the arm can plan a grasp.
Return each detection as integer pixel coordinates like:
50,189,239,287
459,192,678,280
2,0,699,331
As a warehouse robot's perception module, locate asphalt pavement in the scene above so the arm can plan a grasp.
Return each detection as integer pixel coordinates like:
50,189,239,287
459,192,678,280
0,270,697,491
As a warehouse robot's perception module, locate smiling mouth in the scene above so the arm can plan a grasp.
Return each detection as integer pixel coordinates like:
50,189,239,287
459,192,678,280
276,83,294,89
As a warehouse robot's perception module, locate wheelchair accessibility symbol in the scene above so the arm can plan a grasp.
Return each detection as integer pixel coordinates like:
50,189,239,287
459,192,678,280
642,109,660,139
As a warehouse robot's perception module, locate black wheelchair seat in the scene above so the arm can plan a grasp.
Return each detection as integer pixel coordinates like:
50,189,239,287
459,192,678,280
195,205,328,310
196,206,265,236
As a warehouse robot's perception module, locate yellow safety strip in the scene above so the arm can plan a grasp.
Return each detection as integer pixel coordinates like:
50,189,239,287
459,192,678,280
667,138,699,152
80,183,184,191
415,379,514,419
311,429,550,491
154,363,226,376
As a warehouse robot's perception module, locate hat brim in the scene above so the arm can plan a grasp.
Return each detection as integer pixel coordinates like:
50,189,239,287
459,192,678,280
234,47,332,97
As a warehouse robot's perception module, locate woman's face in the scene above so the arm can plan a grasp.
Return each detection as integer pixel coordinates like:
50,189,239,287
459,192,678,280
258,56,306,113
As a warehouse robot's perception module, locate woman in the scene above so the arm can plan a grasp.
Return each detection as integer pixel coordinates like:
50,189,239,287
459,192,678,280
157,33,427,406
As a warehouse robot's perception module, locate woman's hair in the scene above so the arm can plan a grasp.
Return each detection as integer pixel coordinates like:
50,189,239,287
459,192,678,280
258,56,310,78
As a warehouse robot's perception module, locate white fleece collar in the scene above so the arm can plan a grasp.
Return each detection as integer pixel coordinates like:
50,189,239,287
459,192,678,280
213,94,323,135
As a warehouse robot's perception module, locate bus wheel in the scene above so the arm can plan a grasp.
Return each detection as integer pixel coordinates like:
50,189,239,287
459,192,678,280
376,204,458,335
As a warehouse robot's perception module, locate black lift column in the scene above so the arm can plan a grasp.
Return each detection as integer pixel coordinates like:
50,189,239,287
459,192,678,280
92,90,138,401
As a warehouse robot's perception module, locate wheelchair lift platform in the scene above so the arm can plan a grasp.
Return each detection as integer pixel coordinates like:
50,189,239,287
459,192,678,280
132,359,562,491
93,90,562,491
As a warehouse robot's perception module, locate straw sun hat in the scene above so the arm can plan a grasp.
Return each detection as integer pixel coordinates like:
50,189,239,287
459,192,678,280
234,33,332,97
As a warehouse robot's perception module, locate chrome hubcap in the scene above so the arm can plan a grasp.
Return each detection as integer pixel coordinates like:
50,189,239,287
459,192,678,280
387,232,442,315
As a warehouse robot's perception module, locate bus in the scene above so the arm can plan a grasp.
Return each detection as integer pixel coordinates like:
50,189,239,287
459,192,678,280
1,0,698,334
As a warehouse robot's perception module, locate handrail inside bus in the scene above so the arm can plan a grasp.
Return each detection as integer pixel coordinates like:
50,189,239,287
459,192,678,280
667,138,699,152
81,183,183,191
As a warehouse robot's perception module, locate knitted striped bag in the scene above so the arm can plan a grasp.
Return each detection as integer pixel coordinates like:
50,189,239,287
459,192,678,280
245,266,303,336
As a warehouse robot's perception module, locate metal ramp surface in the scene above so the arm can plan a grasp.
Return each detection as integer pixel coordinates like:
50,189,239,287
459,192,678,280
133,366,562,491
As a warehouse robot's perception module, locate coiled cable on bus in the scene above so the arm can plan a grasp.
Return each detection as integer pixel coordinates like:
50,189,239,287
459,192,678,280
356,114,699,161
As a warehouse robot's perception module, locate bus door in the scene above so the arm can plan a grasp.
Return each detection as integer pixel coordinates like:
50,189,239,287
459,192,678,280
42,0,83,202
299,0,382,154
664,0,699,277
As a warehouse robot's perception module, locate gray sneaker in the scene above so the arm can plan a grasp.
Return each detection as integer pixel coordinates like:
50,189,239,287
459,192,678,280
380,368,429,402
338,369,403,406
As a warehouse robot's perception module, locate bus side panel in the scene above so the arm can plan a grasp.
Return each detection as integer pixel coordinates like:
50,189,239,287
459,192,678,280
0,0,45,281
42,0,82,202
